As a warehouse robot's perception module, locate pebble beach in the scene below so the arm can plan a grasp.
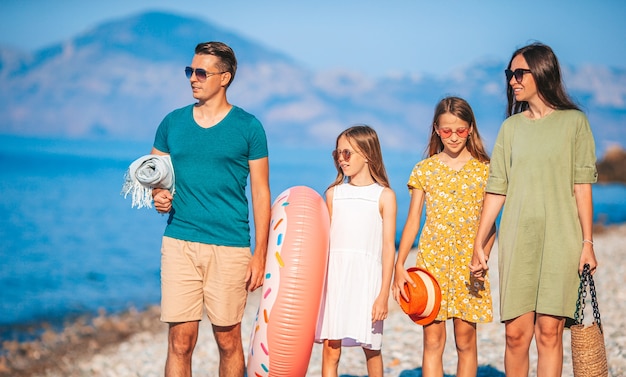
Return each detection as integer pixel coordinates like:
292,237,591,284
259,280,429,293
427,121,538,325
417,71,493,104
2,224,625,377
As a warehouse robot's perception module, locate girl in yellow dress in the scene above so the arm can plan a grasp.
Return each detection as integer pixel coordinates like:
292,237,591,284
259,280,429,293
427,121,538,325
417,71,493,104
393,96,496,377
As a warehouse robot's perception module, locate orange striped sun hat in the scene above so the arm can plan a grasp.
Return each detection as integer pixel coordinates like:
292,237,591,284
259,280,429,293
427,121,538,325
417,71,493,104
398,267,442,325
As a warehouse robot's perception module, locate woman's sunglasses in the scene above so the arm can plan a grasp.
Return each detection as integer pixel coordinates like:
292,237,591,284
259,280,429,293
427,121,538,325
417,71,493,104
184,67,226,82
438,127,470,139
332,149,354,162
505,68,532,83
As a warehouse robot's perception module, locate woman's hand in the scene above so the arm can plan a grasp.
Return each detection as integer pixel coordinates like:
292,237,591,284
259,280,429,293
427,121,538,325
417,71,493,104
579,241,598,275
469,245,489,281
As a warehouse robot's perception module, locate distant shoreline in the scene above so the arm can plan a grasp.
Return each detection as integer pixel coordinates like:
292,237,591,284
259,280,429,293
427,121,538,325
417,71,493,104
0,306,164,376
596,145,626,184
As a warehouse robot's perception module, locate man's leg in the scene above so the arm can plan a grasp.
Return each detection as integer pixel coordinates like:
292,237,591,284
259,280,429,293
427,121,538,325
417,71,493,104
213,323,245,377
165,321,199,377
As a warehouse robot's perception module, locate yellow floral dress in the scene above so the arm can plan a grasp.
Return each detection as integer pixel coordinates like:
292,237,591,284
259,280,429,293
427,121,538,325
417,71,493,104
407,155,492,323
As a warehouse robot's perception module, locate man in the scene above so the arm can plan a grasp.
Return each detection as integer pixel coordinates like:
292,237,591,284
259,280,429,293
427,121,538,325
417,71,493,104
151,41,270,377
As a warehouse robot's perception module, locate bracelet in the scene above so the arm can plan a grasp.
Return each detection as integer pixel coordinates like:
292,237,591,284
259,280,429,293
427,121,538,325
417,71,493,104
582,239,594,245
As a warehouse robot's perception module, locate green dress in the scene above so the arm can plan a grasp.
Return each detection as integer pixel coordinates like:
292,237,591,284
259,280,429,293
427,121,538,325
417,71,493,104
486,110,597,321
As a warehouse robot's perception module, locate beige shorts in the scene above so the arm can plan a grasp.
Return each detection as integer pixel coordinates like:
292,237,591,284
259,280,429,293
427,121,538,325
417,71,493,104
160,236,251,326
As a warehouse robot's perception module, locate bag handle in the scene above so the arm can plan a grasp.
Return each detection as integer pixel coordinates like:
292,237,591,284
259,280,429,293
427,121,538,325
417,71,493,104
574,263,603,333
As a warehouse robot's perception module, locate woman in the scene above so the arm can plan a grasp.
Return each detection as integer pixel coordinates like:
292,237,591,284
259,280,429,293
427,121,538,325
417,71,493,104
470,42,598,377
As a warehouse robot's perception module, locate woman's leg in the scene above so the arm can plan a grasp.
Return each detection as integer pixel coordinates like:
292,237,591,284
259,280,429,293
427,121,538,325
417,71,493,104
504,312,535,377
422,321,446,377
363,347,383,377
535,314,565,377
321,339,342,377
453,318,477,377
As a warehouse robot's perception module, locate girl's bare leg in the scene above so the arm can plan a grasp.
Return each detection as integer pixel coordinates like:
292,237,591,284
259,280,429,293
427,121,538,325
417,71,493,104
422,321,446,377
363,347,383,377
453,318,477,377
322,339,342,377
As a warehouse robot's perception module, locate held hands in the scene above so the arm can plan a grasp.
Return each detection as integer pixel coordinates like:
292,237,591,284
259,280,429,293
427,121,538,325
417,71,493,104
469,246,489,281
152,188,173,214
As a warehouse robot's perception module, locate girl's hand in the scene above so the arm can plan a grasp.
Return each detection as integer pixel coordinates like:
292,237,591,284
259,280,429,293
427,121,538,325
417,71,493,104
579,242,598,275
469,246,489,281
371,296,389,322
392,266,415,303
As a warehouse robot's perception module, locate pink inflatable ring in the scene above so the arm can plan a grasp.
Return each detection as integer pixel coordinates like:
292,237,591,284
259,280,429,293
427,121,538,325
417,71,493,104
247,186,330,377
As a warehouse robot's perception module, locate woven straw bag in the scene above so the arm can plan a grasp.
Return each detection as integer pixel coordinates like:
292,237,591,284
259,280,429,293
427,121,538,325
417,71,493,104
570,264,608,377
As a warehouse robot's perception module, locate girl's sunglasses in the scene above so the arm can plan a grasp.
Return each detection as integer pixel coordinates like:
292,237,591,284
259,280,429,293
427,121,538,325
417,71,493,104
332,149,354,162
438,127,470,139
505,68,532,83
184,66,226,82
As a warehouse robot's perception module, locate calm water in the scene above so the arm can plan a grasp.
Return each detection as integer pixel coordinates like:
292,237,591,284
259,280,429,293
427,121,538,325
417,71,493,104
1,136,624,341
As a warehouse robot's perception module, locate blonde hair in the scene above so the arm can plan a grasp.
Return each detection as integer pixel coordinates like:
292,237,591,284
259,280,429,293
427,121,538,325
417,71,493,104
328,125,390,190
425,96,490,163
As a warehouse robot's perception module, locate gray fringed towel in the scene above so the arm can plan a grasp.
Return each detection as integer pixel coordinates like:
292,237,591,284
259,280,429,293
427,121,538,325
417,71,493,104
121,154,175,209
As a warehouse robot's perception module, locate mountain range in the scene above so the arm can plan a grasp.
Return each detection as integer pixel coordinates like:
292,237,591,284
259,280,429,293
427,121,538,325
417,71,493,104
1,11,624,156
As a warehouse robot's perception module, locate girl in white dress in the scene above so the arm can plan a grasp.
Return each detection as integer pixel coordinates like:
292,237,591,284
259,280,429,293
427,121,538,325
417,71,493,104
315,125,397,377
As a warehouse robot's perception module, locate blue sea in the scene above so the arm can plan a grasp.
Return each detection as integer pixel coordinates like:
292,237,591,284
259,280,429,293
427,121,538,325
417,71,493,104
1,135,625,342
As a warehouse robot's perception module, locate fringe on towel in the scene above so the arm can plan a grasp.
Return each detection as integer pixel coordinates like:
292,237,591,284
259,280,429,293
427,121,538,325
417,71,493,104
121,154,175,209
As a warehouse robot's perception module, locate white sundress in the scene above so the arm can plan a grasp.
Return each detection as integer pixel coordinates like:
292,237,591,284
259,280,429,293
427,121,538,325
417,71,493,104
315,183,385,350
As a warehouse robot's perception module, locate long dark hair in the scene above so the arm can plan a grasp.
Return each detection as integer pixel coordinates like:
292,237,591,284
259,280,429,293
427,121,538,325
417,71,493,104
426,96,490,163
506,42,579,116
328,125,390,190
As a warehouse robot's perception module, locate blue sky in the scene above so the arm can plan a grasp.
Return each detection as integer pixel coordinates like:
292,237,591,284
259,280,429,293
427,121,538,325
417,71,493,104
1,0,625,77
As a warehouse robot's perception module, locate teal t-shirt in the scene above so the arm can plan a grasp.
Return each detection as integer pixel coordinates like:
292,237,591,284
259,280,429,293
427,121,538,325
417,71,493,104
153,104,268,247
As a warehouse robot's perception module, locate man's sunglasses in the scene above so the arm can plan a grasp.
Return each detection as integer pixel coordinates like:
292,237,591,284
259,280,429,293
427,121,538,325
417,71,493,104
185,67,226,82
332,149,355,162
438,127,470,139
505,68,532,83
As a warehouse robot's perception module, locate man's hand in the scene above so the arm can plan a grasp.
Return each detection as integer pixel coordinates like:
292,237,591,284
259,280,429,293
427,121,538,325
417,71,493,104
245,251,266,292
153,188,173,214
